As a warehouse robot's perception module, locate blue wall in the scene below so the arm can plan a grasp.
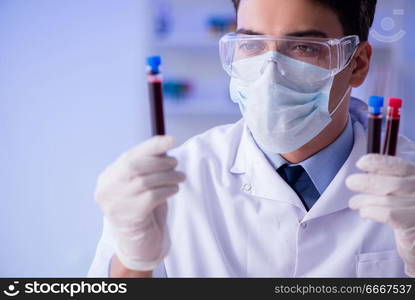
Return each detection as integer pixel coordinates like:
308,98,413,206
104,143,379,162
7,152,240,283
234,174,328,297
0,0,151,276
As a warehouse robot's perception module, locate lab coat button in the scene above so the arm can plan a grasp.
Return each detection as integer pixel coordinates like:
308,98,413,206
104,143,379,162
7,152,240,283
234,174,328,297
242,183,252,193
300,222,307,229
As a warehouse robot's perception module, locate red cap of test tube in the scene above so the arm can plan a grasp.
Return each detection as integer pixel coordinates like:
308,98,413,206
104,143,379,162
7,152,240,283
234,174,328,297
387,98,402,119
388,98,403,108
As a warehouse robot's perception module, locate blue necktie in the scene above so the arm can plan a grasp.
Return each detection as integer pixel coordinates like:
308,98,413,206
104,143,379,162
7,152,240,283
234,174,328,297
277,165,320,211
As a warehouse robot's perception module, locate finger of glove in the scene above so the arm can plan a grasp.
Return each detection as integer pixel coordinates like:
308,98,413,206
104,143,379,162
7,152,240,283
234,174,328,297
127,155,178,177
107,185,179,228
127,135,176,158
137,185,180,217
130,170,186,194
346,173,415,196
356,154,415,177
357,205,415,230
153,202,168,231
349,194,415,210
96,157,176,190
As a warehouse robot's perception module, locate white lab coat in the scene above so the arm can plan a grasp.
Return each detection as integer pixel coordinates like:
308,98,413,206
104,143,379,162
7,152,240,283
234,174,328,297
88,109,415,277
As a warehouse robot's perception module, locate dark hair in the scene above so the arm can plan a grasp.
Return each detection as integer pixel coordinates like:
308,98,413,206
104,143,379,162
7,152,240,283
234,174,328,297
231,0,377,41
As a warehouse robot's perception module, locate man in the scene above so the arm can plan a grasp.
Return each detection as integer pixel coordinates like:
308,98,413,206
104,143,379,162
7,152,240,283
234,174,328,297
89,0,415,277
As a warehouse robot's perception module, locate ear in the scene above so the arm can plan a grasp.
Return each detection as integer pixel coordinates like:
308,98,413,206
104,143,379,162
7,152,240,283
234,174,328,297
349,42,372,88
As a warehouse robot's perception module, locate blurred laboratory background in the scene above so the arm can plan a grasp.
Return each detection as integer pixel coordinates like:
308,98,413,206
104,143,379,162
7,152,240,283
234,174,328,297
0,0,414,276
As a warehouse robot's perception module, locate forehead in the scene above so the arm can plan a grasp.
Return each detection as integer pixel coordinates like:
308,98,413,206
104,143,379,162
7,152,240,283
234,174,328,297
237,0,344,38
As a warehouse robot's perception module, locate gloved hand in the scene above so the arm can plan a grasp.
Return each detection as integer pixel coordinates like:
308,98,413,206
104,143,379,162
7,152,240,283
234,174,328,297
94,136,186,271
346,154,415,277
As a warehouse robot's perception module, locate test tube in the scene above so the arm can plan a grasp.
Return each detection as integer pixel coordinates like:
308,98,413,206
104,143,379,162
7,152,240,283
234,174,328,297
367,96,384,154
147,56,165,136
383,98,403,156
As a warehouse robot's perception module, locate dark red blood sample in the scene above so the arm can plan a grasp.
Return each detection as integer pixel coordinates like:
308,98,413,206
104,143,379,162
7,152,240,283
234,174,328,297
383,98,402,156
367,114,382,153
383,118,400,156
148,76,165,136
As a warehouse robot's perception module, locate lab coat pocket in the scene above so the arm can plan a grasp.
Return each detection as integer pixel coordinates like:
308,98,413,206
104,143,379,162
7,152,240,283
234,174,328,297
356,250,405,278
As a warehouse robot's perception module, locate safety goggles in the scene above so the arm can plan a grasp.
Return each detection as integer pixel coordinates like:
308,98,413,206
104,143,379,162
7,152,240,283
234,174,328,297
219,33,360,82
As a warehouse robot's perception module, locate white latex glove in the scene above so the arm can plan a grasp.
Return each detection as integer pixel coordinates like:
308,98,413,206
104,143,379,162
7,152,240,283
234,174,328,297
94,136,186,271
346,154,415,277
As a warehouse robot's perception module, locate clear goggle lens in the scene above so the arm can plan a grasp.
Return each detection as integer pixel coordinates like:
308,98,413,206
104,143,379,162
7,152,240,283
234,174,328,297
219,33,360,83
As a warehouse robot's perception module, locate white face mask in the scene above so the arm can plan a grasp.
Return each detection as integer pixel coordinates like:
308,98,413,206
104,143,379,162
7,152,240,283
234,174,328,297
230,52,350,154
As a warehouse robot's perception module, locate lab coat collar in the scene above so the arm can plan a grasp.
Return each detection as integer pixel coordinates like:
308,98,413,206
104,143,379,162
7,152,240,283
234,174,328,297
229,122,254,175
302,120,367,221
230,122,308,211
230,119,368,218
